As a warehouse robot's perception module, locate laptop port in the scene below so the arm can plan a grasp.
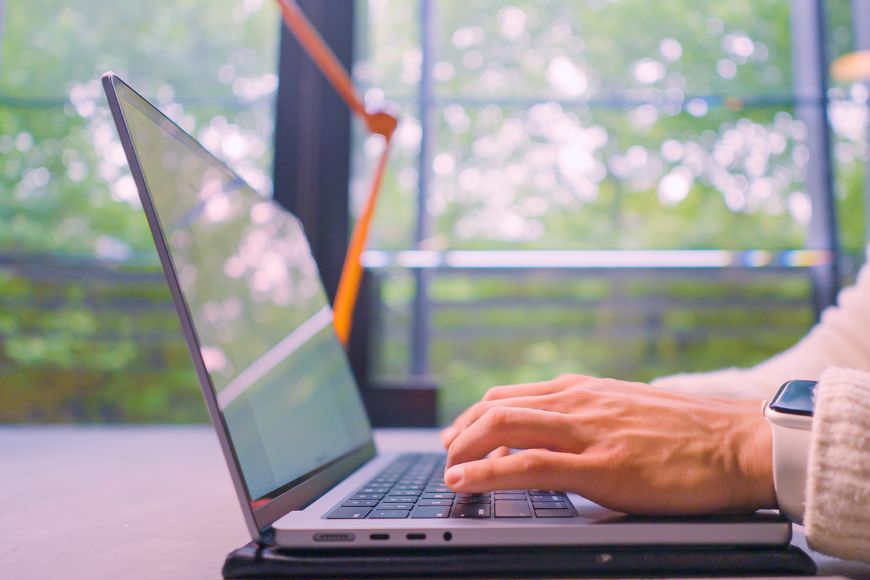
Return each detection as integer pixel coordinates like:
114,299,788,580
443,532,452,542
313,533,355,542
406,533,426,540
369,533,390,541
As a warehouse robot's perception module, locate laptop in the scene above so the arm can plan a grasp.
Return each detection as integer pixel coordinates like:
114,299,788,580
102,72,791,549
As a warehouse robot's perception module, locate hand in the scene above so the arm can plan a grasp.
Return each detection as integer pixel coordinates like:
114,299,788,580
441,374,775,515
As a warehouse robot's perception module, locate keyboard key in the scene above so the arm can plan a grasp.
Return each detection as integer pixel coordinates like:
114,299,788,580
533,501,569,510
419,499,453,507
535,508,573,518
412,505,451,518
453,504,491,518
391,488,422,496
422,493,455,500
528,490,560,496
327,506,371,519
352,493,384,500
457,495,491,504
342,499,378,507
378,502,414,510
383,496,418,503
493,493,526,501
529,494,562,502
494,501,532,518
426,486,451,493
370,509,410,519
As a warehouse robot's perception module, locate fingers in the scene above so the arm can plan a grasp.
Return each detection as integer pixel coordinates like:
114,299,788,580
440,376,591,447
446,406,582,468
441,393,564,448
444,449,591,493
480,376,583,402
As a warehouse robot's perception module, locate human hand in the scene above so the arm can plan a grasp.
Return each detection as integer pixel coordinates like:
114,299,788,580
441,374,775,515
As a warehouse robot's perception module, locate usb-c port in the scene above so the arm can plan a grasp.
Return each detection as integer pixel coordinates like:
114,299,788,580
406,533,426,540
370,533,389,540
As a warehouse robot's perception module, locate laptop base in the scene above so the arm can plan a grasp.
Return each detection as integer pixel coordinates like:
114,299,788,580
223,541,816,578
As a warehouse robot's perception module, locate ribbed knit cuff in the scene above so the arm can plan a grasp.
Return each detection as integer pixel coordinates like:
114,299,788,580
805,367,870,563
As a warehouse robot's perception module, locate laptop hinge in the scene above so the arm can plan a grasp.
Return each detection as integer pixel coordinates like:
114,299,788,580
256,526,276,547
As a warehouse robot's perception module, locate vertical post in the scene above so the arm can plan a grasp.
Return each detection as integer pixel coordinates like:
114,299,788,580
0,0,5,72
411,0,435,377
852,0,870,247
272,0,355,305
790,0,840,314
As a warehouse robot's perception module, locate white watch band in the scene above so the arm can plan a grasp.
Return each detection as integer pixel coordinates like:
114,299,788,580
763,402,812,524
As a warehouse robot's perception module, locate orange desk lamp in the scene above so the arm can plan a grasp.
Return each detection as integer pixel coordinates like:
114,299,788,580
275,0,398,346
831,49,870,83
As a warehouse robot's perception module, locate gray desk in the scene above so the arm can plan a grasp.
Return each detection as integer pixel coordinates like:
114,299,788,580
2,426,868,579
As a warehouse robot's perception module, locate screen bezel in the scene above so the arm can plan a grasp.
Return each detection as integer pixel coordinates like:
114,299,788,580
102,72,376,540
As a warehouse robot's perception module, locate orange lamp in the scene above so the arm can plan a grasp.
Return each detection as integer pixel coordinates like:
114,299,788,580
275,0,398,346
831,49,870,83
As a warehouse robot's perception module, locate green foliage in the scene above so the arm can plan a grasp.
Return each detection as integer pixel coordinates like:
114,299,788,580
0,0,866,424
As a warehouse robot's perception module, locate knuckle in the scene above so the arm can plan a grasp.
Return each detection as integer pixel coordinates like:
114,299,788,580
519,450,548,473
482,386,506,401
482,405,510,429
465,401,487,422
563,385,590,401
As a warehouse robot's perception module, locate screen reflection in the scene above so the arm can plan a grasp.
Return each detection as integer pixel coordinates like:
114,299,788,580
115,82,371,503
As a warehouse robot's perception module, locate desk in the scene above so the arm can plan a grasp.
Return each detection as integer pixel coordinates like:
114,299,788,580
2,426,868,579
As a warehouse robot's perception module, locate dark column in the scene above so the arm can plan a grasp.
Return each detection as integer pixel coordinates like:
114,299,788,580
790,0,840,314
411,0,435,378
272,0,354,304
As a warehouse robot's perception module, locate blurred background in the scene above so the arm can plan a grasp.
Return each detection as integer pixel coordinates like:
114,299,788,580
1,0,868,425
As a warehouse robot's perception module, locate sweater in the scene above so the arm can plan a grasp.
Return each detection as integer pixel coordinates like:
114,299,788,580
652,247,870,563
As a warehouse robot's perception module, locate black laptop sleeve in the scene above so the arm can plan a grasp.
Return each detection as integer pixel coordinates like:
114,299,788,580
222,541,816,578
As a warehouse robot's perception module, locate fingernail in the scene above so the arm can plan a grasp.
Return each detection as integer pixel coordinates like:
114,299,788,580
445,465,464,486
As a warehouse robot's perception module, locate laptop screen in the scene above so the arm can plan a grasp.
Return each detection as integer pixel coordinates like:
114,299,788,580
111,80,371,505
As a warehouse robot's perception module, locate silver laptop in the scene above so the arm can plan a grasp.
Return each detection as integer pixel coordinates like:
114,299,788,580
102,72,791,549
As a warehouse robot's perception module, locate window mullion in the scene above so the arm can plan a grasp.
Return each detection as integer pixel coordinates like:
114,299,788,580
789,0,840,314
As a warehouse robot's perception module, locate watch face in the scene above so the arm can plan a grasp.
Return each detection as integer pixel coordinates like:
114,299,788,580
769,380,817,416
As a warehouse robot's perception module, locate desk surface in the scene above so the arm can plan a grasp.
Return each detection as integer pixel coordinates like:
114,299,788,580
2,426,868,580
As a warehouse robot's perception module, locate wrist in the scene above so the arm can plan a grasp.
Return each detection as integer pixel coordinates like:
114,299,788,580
729,400,777,510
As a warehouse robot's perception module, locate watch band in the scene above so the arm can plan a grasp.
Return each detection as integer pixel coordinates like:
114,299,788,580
764,407,812,524
763,378,817,524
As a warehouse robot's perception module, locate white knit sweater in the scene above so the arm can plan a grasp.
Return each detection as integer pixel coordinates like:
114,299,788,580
653,247,870,563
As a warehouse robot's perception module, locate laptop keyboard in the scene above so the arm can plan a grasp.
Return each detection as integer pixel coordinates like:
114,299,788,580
325,453,577,520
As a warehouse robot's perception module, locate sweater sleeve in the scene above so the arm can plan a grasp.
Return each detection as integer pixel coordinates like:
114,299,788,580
804,367,870,563
652,245,870,400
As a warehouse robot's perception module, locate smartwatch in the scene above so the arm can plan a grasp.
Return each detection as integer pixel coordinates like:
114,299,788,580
763,379,816,524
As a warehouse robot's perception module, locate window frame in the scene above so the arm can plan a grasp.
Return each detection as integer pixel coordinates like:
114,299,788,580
272,0,844,426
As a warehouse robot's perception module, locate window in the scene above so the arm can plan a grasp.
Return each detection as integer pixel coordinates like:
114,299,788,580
0,0,278,421
352,0,866,422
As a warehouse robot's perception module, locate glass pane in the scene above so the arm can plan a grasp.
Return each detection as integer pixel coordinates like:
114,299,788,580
354,0,855,425
0,0,279,422
431,269,814,421
432,105,809,249
436,0,792,100
826,0,867,264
